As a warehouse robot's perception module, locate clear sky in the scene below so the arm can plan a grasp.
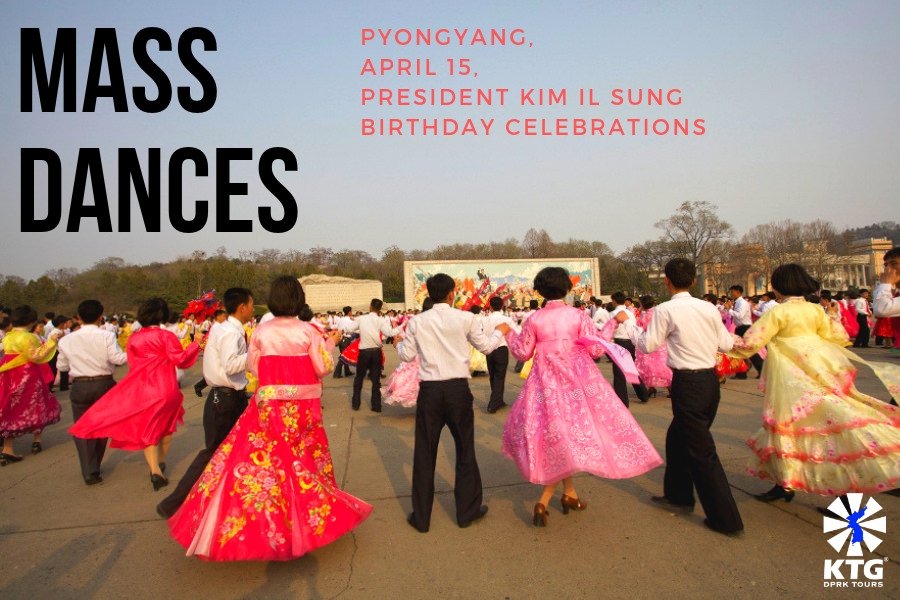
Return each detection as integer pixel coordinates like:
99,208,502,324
2,1,898,279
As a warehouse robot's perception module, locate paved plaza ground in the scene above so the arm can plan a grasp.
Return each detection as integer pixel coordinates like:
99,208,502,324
1,346,898,599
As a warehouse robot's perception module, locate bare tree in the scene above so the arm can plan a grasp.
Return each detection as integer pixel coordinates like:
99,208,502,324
654,201,733,291
522,228,554,258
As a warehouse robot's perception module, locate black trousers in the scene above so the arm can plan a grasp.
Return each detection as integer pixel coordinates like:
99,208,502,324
612,339,648,406
158,387,248,516
485,346,509,411
410,379,483,531
664,369,743,533
70,378,116,481
333,335,356,377
352,348,383,410
854,314,870,347
734,325,763,373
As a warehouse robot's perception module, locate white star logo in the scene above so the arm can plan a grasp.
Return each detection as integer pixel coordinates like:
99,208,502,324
822,493,886,557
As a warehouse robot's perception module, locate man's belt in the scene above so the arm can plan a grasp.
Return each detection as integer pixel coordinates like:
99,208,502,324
72,374,114,382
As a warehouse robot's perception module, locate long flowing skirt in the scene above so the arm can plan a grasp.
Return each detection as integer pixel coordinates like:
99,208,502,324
168,355,372,561
382,358,420,408
0,357,60,438
502,348,662,485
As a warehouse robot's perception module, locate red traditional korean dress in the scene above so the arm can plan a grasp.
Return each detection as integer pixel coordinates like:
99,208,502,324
69,327,199,449
168,317,372,561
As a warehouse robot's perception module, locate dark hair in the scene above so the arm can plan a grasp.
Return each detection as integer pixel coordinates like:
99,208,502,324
167,313,180,325
298,303,314,321
664,258,696,289
370,298,384,311
421,297,435,311
268,276,305,317
137,298,169,326
10,305,38,327
729,284,743,294
52,315,69,327
820,290,833,301
805,294,820,303
884,247,900,262
770,263,819,296
529,299,539,309
0,316,10,331
426,273,455,302
44,311,55,320
489,296,503,311
342,305,352,315
610,291,626,305
469,305,482,315
846,290,859,300
223,287,253,315
702,293,717,304
639,295,655,310
213,309,227,319
533,267,572,301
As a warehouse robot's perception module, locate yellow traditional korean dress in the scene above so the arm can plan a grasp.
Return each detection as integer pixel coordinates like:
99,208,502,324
729,297,900,495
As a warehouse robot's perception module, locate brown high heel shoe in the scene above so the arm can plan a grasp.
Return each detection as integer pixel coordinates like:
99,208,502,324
560,494,587,514
533,503,548,527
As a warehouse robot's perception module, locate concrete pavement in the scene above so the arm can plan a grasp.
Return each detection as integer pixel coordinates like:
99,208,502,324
1,346,898,599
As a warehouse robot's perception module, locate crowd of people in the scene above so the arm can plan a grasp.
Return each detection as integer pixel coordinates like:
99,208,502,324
1,247,898,560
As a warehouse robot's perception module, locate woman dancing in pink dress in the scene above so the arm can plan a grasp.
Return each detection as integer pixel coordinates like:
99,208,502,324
168,277,372,560
633,296,672,397
499,267,663,527
382,299,433,408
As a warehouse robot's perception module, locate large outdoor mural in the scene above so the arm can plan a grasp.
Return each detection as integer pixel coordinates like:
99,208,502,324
403,259,601,309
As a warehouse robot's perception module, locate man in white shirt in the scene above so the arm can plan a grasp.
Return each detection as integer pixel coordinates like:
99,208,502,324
483,296,519,413
397,273,505,532
609,291,649,406
157,287,254,518
852,289,872,348
874,247,900,318
752,292,778,318
345,299,401,412
726,285,762,379
57,300,127,485
591,297,610,328
332,306,357,379
619,258,743,536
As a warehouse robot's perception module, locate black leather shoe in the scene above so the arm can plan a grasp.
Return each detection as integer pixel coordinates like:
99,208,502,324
753,485,794,503
151,473,169,491
487,402,508,414
732,373,748,380
459,505,488,528
84,475,103,486
703,518,743,537
650,495,694,513
156,503,171,519
407,513,427,533
193,383,204,397
371,407,382,413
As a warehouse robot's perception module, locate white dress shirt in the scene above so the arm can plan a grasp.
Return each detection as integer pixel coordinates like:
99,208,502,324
57,324,127,377
201,316,249,390
481,312,519,348
854,297,870,316
592,307,610,328
397,303,504,380
334,315,356,334
873,283,900,318
344,312,401,350
728,297,752,327
609,305,634,339
624,292,734,370
753,299,778,318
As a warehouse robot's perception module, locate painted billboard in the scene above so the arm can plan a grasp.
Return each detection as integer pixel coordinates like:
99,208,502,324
403,258,601,309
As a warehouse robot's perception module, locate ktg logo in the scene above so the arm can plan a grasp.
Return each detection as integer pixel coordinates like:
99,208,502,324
823,493,887,588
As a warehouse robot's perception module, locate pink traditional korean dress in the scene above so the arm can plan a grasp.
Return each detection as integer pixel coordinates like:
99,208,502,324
729,297,900,495
502,300,662,485
0,329,61,438
633,309,673,388
69,327,200,450
382,357,420,408
168,317,372,561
